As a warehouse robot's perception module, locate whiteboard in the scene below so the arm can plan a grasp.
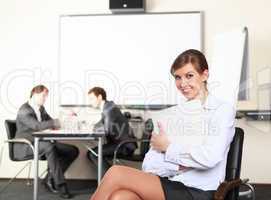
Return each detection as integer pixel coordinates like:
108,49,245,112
59,12,203,105
208,27,248,107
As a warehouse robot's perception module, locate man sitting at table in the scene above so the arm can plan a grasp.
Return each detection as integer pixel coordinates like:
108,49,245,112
87,86,138,176
15,85,79,199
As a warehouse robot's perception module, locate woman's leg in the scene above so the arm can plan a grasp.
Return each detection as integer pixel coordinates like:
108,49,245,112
109,189,142,200
90,165,165,200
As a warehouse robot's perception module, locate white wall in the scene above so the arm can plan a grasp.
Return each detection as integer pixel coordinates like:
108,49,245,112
237,119,271,183
0,0,271,183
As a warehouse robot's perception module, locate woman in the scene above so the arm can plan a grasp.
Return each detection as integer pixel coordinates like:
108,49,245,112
89,49,236,200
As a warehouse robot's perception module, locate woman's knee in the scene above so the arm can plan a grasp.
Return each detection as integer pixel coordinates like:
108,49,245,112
109,189,140,200
108,190,124,200
105,165,123,177
103,165,128,183
102,165,141,191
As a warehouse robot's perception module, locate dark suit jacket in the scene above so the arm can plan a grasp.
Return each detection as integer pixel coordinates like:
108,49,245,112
15,102,57,143
94,101,137,152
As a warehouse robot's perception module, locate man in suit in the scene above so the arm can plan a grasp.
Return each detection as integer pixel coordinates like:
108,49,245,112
15,85,79,199
87,87,137,176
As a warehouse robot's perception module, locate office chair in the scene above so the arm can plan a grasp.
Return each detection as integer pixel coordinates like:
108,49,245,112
0,120,45,193
112,118,153,165
214,127,255,200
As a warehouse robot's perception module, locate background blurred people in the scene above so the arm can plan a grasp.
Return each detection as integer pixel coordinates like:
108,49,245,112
15,85,79,199
87,87,137,176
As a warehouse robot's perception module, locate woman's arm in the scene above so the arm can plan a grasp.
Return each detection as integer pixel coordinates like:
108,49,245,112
142,148,179,177
164,104,236,170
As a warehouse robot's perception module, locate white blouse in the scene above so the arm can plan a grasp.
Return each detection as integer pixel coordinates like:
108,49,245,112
142,94,236,191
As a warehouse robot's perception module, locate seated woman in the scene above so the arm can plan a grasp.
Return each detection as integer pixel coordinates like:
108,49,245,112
89,49,236,200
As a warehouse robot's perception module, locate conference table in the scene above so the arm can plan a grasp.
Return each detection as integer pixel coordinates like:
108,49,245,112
32,129,105,200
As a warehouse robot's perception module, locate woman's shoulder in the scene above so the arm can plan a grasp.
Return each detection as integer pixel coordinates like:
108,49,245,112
206,94,235,111
207,94,236,122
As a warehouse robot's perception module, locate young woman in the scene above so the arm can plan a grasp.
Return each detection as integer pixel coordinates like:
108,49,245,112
89,49,236,200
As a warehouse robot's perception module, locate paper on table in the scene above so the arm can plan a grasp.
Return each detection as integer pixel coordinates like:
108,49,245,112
39,128,94,134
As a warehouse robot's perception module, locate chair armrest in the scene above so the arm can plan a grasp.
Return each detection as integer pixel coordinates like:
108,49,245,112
4,138,34,154
214,179,249,200
113,138,150,165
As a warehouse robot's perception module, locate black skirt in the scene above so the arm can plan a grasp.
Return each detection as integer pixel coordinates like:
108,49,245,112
159,177,214,200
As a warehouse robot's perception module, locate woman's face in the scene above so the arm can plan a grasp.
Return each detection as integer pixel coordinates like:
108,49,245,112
173,63,208,100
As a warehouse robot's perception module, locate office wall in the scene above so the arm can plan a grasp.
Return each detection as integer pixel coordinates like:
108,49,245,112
0,0,271,183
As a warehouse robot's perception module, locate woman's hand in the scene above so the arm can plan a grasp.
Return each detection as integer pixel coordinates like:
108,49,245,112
150,122,170,153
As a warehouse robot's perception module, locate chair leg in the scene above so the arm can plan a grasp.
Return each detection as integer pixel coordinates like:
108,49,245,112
239,183,255,200
0,143,4,167
26,161,32,186
0,161,32,193
27,158,49,185
114,158,125,165
39,167,48,179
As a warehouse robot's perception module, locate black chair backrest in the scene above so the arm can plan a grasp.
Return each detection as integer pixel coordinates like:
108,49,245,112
4,120,17,161
225,127,244,200
139,118,153,156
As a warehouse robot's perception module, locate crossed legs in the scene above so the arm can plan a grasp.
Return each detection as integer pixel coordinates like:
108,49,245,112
40,141,79,186
90,165,165,200
109,189,142,200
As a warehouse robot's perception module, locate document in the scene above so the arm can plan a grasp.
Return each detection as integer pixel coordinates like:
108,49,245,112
149,99,206,144
142,100,207,177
